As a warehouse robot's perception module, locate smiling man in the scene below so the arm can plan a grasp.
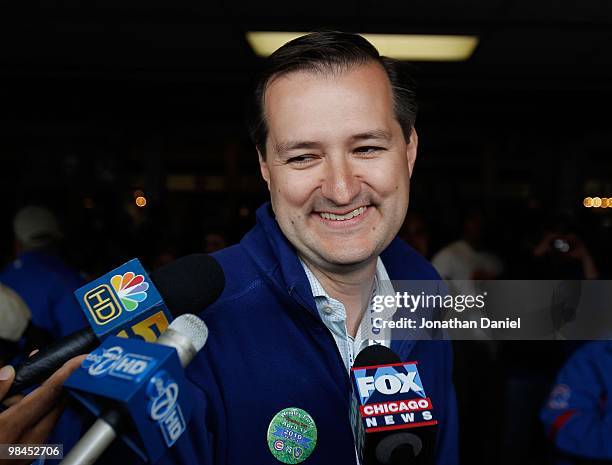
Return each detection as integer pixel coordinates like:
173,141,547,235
159,31,458,465
258,56,417,339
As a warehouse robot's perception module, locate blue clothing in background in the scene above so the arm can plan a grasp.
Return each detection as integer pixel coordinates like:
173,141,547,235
541,342,612,463
0,249,88,460
0,250,87,338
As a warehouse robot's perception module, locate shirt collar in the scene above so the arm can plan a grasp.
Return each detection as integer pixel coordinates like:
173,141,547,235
299,257,390,317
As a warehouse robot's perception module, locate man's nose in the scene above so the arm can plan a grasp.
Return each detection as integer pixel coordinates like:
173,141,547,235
320,156,361,205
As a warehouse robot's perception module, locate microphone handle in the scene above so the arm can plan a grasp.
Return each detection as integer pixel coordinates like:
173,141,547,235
60,326,198,465
7,328,98,398
60,410,121,465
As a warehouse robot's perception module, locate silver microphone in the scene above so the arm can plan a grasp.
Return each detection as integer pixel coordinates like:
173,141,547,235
60,314,208,465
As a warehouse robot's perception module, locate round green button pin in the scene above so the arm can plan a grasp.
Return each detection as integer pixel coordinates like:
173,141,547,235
267,407,318,464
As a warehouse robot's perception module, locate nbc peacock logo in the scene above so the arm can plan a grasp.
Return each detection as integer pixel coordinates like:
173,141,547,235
110,272,149,311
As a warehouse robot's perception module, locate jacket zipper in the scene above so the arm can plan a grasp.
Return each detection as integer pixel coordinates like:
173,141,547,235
288,286,352,388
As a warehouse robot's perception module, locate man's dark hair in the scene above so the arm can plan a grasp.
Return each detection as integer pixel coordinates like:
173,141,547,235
248,31,417,158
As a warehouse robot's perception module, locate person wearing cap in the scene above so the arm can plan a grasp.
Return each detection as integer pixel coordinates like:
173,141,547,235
0,206,89,460
0,206,87,341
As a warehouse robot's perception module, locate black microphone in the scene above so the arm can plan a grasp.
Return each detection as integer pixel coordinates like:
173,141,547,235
6,254,224,398
350,345,437,465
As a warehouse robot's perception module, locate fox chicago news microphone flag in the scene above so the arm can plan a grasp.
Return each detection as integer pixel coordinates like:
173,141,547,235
352,360,437,432
350,345,438,465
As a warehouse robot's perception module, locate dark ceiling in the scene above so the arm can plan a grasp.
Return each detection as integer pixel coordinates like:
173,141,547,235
1,0,612,205
3,1,612,80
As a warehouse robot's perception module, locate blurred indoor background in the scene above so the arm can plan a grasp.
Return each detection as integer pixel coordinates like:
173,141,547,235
1,2,612,464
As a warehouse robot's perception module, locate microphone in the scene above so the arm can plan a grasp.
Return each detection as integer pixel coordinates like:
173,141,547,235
7,254,224,397
350,345,438,465
61,314,208,465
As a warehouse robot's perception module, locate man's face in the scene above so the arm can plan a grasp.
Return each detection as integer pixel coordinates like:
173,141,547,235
259,62,418,272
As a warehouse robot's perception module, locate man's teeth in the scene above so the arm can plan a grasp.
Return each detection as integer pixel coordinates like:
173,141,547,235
319,206,366,221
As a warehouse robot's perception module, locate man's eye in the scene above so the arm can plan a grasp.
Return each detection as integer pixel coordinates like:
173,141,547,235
354,146,385,154
287,155,316,164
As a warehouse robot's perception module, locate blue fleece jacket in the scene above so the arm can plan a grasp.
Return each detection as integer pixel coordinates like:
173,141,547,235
541,342,612,463
157,203,458,465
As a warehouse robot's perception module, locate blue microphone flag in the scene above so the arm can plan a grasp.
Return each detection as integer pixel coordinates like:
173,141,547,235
74,258,171,342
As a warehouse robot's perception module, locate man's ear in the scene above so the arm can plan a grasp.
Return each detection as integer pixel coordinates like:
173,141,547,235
258,149,271,191
406,127,418,178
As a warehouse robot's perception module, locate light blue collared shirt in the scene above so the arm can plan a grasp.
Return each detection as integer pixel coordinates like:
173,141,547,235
299,257,395,371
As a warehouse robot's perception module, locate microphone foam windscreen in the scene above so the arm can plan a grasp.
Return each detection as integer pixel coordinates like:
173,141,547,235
150,254,225,316
169,314,209,352
353,344,401,369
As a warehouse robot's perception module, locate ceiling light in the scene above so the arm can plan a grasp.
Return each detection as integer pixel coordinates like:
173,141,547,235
246,32,479,61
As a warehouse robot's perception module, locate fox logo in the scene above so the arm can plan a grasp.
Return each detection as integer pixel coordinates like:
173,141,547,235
353,363,425,404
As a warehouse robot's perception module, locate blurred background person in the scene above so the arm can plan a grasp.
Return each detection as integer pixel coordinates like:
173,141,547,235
541,342,612,465
0,206,87,349
0,284,31,366
0,206,94,459
431,206,506,464
530,215,599,280
497,212,597,465
432,207,504,283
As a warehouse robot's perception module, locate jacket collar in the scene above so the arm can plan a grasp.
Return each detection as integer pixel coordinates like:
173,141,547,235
242,202,433,311
242,203,436,356
241,203,320,318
